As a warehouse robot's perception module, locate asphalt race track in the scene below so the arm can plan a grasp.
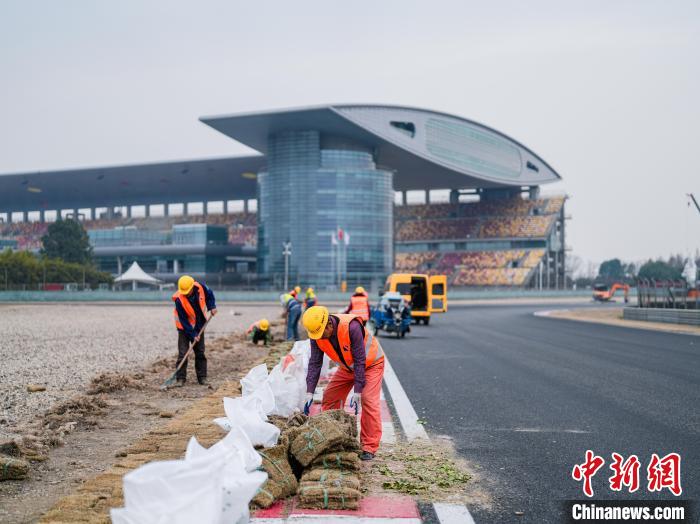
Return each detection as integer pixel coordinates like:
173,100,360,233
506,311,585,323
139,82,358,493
382,304,699,523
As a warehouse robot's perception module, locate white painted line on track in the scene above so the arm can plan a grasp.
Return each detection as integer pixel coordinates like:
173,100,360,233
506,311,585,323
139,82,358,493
433,503,476,524
382,356,477,523
382,356,428,441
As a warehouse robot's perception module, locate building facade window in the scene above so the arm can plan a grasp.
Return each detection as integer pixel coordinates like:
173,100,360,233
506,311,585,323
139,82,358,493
258,131,393,288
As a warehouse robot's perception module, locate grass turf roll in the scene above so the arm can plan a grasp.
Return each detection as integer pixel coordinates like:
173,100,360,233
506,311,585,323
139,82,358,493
297,482,361,510
290,414,347,467
251,443,298,508
309,451,360,471
0,456,30,481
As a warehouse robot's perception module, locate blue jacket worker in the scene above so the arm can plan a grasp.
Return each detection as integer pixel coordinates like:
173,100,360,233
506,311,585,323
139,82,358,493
281,292,302,341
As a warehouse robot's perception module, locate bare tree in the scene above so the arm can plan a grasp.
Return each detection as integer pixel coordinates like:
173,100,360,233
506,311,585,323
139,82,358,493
586,261,599,281
568,254,583,279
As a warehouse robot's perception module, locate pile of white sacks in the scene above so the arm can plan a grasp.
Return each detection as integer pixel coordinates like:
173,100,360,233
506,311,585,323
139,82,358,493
111,340,329,524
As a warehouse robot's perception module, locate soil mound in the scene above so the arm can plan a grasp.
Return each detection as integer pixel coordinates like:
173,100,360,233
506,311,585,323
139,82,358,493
87,372,142,395
8,395,110,462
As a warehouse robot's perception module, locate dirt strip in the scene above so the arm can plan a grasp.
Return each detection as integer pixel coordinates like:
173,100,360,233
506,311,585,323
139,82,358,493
37,338,292,524
40,381,242,523
541,307,700,336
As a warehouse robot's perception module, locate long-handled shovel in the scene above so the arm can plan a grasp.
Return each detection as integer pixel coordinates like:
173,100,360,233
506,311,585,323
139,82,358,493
160,314,213,390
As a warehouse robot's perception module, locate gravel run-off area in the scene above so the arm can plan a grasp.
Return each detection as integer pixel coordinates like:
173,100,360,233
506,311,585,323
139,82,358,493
0,302,279,439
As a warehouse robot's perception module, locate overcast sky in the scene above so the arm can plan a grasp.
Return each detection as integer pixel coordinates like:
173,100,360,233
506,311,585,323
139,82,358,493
1,0,698,267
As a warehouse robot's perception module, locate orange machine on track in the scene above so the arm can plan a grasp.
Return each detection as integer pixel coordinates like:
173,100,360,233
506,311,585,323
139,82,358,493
592,282,630,302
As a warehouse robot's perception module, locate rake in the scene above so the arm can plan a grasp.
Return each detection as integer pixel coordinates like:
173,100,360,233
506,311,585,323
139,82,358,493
159,314,213,390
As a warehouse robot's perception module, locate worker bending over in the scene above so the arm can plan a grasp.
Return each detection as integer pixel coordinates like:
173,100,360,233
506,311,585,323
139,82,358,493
304,287,317,309
345,286,370,321
281,293,302,341
172,275,217,386
302,306,385,461
247,318,272,345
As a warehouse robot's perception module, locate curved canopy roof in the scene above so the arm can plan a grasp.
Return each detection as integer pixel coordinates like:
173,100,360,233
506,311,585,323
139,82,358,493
201,104,561,190
0,104,560,214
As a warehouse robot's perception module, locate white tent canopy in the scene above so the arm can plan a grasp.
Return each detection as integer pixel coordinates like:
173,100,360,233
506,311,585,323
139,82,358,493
114,262,162,290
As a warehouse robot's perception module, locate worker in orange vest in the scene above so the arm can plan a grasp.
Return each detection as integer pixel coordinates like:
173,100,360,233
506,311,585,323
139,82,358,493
345,286,370,321
302,306,385,461
172,275,217,386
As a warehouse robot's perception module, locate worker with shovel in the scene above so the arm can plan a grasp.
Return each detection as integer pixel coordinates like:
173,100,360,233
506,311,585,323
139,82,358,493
172,275,217,386
302,305,385,461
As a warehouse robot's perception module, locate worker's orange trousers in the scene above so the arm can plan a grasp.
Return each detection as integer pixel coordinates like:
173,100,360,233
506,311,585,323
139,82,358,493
322,358,385,454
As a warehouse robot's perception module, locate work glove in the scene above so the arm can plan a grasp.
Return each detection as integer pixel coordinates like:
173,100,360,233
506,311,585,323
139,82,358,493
349,392,362,416
303,392,314,415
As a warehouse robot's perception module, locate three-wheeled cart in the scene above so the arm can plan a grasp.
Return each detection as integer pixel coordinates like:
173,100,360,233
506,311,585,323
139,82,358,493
368,292,411,338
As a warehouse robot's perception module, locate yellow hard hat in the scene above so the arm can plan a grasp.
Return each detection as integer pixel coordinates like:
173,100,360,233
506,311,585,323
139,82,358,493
306,287,314,294
303,306,329,340
178,275,195,295
259,318,270,331
294,286,301,294
355,286,366,295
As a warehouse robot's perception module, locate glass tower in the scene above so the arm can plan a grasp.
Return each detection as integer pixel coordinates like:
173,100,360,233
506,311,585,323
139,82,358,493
258,130,393,288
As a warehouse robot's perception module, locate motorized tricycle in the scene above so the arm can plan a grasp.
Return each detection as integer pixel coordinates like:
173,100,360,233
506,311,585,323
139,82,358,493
368,292,411,338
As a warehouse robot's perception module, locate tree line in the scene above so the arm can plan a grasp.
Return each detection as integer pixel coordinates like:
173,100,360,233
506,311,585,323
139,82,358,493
0,219,112,289
574,254,697,288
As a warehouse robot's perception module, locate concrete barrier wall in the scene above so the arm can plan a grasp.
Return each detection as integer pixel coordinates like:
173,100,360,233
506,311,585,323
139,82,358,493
623,307,700,326
0,289,592,303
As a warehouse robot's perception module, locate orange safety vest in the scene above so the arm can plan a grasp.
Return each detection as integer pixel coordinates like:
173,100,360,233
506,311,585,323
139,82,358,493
349,294,370,321
316,314,383,371
172,282,208,330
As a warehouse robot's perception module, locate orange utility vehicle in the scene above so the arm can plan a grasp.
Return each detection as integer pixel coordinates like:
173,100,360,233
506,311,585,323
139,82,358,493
384,273,447,324
592,282,630,302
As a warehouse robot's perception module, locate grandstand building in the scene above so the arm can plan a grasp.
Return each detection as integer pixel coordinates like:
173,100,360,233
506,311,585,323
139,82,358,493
0,104,567,289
